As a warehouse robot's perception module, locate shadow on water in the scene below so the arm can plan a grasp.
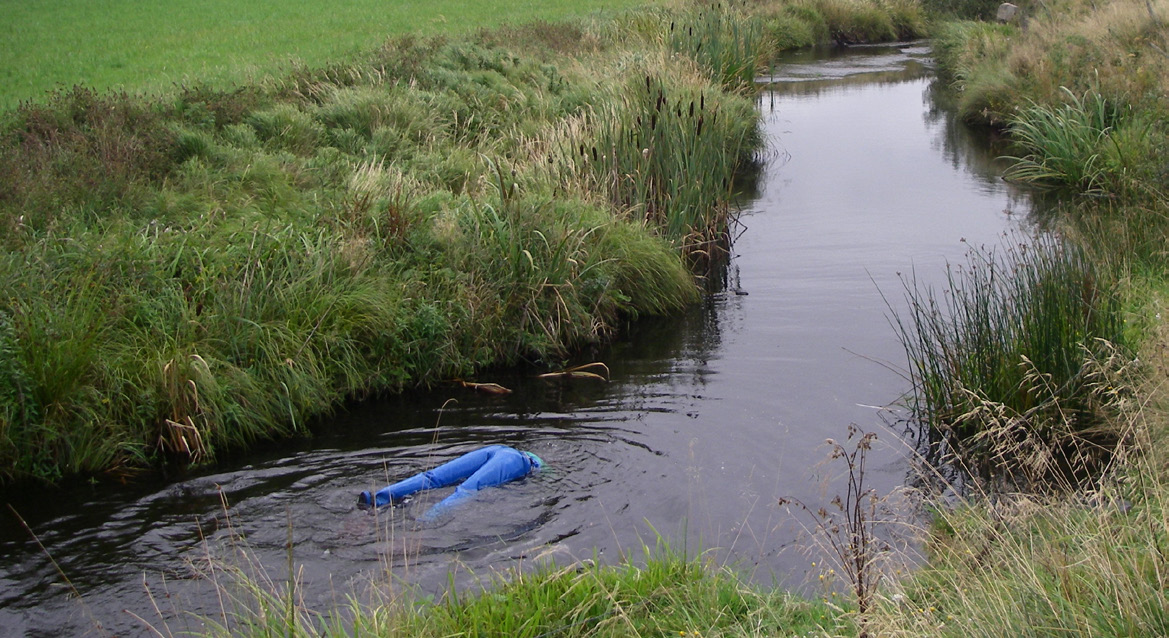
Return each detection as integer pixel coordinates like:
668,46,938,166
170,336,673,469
0,42,1054,637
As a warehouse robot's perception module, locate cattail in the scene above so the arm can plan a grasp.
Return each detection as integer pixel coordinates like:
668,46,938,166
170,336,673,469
696,115,704,136
645,75,652,93
689,101,694,118
700,93,705,111
651,113,657,130
591,146,598,162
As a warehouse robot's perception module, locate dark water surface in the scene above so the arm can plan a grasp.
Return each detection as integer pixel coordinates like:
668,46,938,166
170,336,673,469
0,44,1041,637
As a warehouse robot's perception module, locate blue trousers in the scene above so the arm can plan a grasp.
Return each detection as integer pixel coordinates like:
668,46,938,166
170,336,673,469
360,445,543,517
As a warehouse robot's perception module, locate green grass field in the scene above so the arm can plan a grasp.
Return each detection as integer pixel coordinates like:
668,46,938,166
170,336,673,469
0,0,646,110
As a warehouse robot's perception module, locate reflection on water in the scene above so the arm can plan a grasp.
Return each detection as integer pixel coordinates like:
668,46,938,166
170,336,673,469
0,43,1046,637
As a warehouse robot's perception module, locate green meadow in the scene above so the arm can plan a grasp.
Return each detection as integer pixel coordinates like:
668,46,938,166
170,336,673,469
0,0,645,110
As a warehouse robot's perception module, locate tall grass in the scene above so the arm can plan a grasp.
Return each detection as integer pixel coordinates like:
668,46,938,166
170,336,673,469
929,0,1169,204
811,0,928,42
1004,89,1119,192
180,535,844,638
890,234,1134,483
0,0,932,482
868,362,1169,637
580,69,761,253
667,3,771,92
1004,87,1161,197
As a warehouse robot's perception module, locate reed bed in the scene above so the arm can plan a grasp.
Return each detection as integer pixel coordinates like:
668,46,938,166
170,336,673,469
890,234,1134,483
667,3,771,92
578,70,761,253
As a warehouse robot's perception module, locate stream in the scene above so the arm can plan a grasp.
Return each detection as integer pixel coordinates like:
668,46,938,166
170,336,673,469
0,43,1044,637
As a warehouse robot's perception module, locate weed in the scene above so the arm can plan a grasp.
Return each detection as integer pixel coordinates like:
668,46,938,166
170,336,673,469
782,426,912,637
0,87,177,230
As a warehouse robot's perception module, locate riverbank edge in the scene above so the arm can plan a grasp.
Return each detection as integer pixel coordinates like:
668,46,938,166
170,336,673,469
244,2,1169,637
0,0,928,485
863,0,1169,634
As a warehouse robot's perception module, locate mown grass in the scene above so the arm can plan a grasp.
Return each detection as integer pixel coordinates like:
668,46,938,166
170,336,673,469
0,0,650,111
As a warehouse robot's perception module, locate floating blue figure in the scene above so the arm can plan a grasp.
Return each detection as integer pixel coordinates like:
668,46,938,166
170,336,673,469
358,445,544,519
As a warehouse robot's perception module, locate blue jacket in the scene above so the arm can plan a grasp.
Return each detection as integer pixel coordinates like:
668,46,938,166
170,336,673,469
359,445,543,518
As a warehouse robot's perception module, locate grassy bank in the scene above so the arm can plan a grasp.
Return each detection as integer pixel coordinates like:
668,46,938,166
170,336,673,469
172,1,1169,635
866,315,1169,636
868,0,1169,634
0,0,928,484
0,11,746,482
930,0,1169,200
182,540,848,638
